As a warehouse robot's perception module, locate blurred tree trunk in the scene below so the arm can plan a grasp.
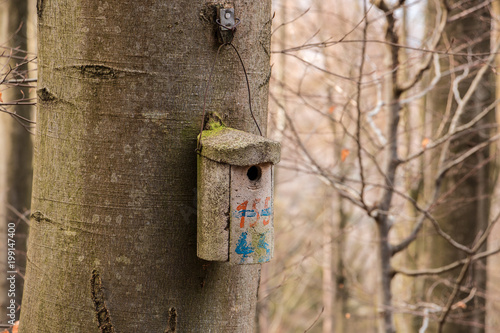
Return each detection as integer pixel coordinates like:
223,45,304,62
486,2,500,332
0,0,33,324
393,7,420,332
426,1,495,332
257,1,287,331
19,0,271,332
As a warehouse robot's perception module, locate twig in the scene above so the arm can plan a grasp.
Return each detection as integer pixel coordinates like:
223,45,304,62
397,0,447,93
6,203,31,226
437,256,472,332
436,39,500,176
303,307,324,333
356,0,370,205
437,133,500,180
451,49,471,104
270,94,365,208
399,53,441,105
447,0,491,22
271,7,310,36
394,247,500,277
3,78,37,84
366,60,388,145
400,97,500,164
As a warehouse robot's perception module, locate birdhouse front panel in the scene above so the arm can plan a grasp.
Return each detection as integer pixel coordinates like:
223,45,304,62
229,163,274,264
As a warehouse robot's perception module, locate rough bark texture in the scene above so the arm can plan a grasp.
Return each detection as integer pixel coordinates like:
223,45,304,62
20,0,271,331
0,0,33,323
427,1,495,332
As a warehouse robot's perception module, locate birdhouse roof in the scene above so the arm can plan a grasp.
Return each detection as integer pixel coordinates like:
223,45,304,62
199,127,281,166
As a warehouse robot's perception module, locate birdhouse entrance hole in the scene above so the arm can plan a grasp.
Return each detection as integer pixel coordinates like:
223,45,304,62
247,165,261,181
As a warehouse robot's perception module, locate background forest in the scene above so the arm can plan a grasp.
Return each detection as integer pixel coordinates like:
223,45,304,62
2,0,500,332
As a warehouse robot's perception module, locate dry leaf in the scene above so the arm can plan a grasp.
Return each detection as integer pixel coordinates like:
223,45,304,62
421,137,430,149
341,149,350,162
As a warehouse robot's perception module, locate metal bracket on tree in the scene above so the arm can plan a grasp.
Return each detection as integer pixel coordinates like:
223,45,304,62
216,7,240,44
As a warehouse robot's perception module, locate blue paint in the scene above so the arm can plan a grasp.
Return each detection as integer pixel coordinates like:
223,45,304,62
257,232,271,263
233,210,257,219
260,207,272,216
235,231,254,264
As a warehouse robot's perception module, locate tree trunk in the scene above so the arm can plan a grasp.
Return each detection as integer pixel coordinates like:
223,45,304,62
0,0,33,324
427,1,495,332
487,3,500,332
20,0,271,331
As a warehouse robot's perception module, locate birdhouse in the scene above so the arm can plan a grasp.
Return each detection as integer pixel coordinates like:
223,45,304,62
197,124,280,264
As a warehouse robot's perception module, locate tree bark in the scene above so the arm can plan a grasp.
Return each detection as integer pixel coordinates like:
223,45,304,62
20,0,271,331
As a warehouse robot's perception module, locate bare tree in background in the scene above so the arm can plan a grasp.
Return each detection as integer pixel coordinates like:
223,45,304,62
419,1,496,332
265,0,500,332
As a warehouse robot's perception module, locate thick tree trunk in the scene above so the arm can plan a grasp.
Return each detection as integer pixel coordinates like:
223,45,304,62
487,3,500,332
0,0,33,324
426,1,495,332
20,0,271,332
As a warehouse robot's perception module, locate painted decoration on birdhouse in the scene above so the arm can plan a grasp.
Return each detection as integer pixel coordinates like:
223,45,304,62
230,164,274,264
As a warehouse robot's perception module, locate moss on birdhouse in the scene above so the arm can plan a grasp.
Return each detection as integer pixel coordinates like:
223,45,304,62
199,127,281,166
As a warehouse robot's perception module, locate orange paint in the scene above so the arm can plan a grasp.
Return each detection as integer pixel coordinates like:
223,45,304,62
249,199,261,227
237,201,249,228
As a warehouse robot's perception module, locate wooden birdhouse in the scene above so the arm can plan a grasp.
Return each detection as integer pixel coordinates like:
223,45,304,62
197,123,280,264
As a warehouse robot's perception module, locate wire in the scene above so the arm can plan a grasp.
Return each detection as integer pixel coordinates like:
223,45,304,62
228,42,262,136
197,19,263,153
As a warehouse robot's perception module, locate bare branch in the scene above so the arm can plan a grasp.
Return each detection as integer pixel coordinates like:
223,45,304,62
437,133,500,180
397,0,448,93
356,0,370,205
437,256,472,332
400,98,500,164
447,0,492,22
471,211,500,253
269,93,366,209
303,307,324,333
439,39,500,164
395,247,500,277
276,39,497,57
387,181,472,254
282,52,360,83
271,7,310,36
451,61,469,104
366,71,387,145
6,203,31,227
399,53,441,105
3,78,37,84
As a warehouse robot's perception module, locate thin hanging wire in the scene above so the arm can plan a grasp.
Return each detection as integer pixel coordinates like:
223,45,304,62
197,18,263,152
228,42,262,136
